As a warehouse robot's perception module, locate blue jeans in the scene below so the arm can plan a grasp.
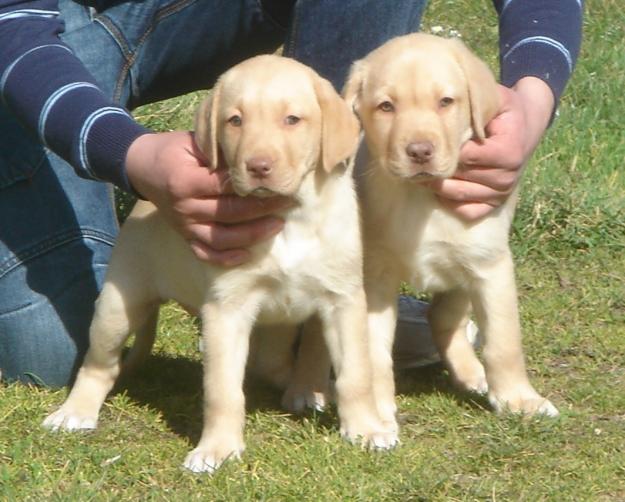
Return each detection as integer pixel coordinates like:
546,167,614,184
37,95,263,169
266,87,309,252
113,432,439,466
0,0,427,387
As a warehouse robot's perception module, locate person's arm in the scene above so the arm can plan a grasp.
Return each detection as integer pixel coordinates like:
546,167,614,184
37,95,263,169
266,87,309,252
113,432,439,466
0,1,289,264
0,0,148,191
431,0,584,220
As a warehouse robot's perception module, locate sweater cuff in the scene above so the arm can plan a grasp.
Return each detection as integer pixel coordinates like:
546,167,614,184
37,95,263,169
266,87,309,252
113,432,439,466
500,39,572,106
74,110,151,194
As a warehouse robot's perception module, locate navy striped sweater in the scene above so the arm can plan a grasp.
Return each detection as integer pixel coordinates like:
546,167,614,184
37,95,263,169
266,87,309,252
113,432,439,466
0,1,583,193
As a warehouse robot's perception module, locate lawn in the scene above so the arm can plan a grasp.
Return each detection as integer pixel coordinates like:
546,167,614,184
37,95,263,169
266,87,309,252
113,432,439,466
1,0,623,500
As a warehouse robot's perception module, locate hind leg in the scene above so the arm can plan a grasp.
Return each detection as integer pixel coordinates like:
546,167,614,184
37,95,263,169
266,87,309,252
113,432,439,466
43,280,157,431
248,323,298,389
430,289,487,394
281,315,332,413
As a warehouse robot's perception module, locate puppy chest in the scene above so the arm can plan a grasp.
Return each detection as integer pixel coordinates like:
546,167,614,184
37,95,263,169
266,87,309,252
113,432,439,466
408,238,508,292
410,245,467,291
256,274,328,323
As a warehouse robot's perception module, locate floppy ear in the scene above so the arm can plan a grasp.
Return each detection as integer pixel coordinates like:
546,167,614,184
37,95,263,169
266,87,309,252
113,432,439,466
342,59,368,116
194,81,222,170
314,75,360,172
448,38,500,141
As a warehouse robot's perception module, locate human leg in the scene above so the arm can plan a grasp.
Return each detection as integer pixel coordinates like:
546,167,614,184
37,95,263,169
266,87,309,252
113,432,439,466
0,0,289,387
283,0,428,90
0,140,118,387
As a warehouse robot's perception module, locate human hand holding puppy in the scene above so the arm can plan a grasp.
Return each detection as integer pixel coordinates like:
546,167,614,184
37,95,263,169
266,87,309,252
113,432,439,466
430,77,554,220
126,76,553,262
126,131,292,266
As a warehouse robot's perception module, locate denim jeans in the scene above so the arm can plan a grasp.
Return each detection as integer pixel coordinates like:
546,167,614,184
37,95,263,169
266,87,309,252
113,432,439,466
0,0,427,387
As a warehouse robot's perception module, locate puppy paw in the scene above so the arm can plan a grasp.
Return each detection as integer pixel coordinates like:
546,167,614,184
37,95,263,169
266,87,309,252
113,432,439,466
369,427,400,450
281,387,328,413
375,398,399,434
340,416,399,450
452,366,489,395
182,436,245,474
341,426,399,451
447,359,489,395
489,388,559,417
42,407,98,431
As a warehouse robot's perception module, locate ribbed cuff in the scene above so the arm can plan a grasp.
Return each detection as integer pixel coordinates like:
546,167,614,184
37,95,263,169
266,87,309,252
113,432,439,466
500,40,572,106
77,111,151,194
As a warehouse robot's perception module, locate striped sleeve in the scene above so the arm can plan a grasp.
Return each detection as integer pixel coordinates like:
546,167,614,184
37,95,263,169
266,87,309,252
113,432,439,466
493,0,584,104
0,0,149,192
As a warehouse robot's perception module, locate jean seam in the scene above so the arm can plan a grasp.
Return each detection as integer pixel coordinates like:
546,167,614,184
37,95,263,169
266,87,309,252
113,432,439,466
282,0,300,57
106,0,199,103
0,229,116,280
95,16,133,60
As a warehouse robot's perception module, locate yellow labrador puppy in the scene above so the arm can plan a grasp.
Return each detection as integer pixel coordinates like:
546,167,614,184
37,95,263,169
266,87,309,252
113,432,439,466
344,33,558,431
43,55,397,473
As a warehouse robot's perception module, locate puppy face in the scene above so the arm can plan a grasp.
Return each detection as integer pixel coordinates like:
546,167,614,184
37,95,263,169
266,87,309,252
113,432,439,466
195,55,359,198
344,34,499,181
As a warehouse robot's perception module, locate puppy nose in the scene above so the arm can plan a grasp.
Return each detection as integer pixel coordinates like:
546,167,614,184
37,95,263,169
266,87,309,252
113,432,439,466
406,141,434,164
246,157,273,178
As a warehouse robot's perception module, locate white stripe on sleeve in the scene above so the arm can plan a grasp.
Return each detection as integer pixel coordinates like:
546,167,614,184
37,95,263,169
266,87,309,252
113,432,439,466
0,44,73,101
38,82,100,145
78,107,132,178
503,36,573,72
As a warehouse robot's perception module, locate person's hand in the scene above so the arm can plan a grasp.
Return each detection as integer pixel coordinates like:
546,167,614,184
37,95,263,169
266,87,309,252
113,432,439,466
125,131,293,266
429,77,554,220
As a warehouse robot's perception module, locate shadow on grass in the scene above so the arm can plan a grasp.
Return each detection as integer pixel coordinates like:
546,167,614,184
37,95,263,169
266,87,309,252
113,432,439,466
114,352,338,444
396,363,491,413
113,353,489,444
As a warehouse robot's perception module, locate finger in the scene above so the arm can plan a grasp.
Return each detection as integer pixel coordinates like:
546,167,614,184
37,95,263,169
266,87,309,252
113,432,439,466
170,166,235,199
188,216,285,251
451,166,518,193
190,135,228,171
180,195,295,225
461,87,525,171
188,242,251,267
437,199,497,221
459,133,520,171
429,178,508,205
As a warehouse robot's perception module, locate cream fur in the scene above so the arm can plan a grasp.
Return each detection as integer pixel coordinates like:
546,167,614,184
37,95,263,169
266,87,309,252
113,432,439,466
43,55,397,474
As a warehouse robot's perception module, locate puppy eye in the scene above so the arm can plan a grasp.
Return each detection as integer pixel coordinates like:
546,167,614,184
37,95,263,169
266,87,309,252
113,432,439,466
227,115,242,127
285,115,301,125
378,101,395,113
439,97,454,108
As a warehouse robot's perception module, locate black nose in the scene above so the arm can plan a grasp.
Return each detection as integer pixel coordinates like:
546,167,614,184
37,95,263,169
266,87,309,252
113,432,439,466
406,141,434,164
245,157,273,178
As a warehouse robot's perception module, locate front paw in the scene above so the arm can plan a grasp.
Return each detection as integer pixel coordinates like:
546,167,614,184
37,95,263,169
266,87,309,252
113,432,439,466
375,398,399,435
340,415,399,450
489,387,559,417
183,435,245,474
42,406,98,431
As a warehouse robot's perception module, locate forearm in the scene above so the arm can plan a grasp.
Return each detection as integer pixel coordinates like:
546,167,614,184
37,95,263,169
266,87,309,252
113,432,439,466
0,0,148,192
512,77,554,156
493,0,584,109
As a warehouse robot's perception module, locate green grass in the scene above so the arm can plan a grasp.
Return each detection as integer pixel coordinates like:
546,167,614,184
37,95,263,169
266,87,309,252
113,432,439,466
2,0,624,499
